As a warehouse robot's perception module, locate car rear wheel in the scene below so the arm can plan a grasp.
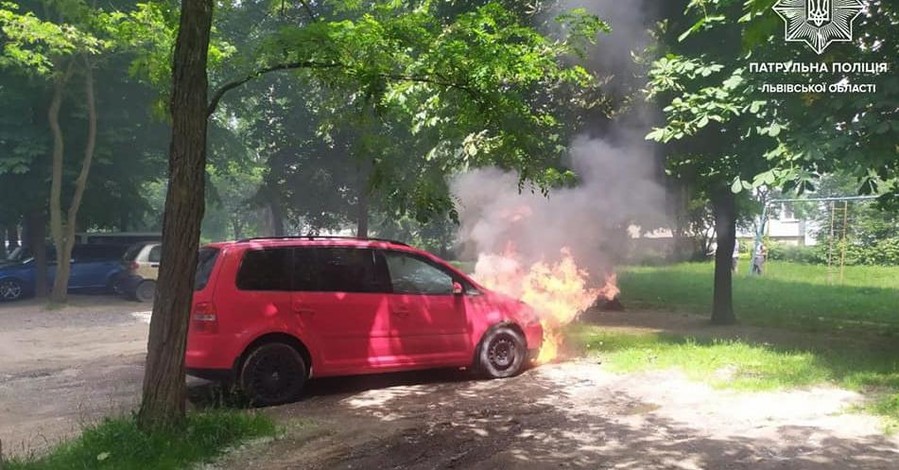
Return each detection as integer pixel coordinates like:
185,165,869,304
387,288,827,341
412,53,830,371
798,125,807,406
134,280,155,303
0,279,24,301
477,325,527,379
239,343,307,407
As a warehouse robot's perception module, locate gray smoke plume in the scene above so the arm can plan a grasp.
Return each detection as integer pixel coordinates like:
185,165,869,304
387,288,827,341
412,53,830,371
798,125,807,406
451,1,666,283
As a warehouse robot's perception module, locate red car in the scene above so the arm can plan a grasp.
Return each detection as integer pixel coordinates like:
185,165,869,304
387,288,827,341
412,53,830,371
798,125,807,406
186,236,543,406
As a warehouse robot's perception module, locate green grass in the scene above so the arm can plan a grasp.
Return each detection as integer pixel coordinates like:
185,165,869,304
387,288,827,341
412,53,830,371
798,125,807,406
619,261,899,333
570,325,899,425
6,410,276,470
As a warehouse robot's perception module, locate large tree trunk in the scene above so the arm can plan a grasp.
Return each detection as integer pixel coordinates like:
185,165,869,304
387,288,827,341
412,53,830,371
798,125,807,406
48,61,74,303
51,59,98,304
25,212,49,298
137,0,213,431
710,189,736,325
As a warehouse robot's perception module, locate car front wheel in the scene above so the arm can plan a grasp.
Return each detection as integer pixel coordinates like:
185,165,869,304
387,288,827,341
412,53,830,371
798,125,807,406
239,342,307,407
0,279,24,301
477,325,527,379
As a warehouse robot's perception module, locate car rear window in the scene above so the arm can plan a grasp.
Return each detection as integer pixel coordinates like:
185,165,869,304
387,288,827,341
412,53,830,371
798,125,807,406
148,245,162,263
195,247,220,291
235,248,291,291
123,243,144,262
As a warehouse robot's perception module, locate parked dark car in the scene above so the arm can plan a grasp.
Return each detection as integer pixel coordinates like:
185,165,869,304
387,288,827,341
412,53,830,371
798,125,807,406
0,244,129,301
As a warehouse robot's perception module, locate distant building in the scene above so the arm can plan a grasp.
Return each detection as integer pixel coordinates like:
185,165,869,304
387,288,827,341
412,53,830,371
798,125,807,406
737,202,820,246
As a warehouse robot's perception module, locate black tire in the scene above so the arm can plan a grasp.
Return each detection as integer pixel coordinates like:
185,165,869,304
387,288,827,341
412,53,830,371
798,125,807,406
239,342,307,407
134,280,156,303
0,279,24,302
476,325,527,379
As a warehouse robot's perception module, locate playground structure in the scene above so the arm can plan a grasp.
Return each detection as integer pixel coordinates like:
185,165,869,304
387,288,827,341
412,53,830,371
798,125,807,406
751,195,879,283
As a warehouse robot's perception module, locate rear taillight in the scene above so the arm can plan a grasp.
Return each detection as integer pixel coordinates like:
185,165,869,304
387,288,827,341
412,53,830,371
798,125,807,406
191,301,218,333
129,261,139,272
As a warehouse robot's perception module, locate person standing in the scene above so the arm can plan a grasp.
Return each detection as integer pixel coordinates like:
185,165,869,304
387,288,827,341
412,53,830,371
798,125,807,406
732,242,740,273
751,244,767,275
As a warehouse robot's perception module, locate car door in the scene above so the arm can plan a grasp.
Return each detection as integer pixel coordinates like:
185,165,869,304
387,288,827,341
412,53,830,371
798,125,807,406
381,250,471,366
68,246,111,289
290,247,393,374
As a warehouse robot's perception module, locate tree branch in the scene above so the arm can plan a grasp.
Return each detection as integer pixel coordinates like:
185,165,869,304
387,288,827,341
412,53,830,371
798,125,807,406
299,0,316,21
207,61,341,116
207,64,483,117
382,73,481,99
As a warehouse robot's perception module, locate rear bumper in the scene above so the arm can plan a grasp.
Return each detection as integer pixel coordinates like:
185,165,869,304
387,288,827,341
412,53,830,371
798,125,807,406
186,333,239,370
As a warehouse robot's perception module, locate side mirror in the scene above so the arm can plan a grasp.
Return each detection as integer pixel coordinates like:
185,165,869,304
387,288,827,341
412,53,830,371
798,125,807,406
452,282,464,295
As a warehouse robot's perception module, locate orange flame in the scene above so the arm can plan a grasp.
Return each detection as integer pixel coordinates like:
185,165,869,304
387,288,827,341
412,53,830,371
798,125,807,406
473,246,619,364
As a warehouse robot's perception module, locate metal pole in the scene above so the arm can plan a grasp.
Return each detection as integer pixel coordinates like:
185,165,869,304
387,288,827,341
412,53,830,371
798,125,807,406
828,200,836,284
751,202,769,276
840,200,849,283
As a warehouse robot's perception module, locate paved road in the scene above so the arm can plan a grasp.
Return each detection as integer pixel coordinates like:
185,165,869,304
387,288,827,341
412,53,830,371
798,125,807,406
0,297,149,457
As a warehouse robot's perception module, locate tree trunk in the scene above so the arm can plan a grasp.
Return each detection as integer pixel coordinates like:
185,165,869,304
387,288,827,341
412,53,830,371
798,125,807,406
25,212,49,298
356,160,372,239
267,186,285,236
710,189,737,325
51,59,98,304
137,0,213,431
231,218,243,240
356,189,370,239
48,60,74,304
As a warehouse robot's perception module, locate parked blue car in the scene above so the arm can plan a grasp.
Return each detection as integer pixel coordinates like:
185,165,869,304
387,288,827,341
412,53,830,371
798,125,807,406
0,244,128,301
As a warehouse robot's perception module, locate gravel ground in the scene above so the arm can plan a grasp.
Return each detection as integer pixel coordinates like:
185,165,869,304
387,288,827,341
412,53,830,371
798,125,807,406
2,299,899,468
0,296,149,457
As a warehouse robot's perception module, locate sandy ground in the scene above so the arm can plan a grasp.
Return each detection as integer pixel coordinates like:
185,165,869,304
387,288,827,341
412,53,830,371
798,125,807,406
2,298,898,468
0,296,149,457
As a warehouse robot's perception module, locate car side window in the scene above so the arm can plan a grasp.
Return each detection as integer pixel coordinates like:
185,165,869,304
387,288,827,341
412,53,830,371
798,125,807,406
315,248,386,293
292,248,318,292
383,251,454,295
148,246,162,263
236,248,292,291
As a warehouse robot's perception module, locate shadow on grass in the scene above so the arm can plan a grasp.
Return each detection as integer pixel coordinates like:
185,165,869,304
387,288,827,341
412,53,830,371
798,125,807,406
619,265,899,336
571,313,899,422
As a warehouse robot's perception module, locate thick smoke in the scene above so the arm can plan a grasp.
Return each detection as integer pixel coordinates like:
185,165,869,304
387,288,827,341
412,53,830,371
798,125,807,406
452,136,664,280
451,1,665,285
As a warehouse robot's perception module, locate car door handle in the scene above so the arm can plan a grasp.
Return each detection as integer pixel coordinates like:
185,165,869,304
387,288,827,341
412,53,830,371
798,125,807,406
391,309,411,317
150,263,159,268
292,304,315,315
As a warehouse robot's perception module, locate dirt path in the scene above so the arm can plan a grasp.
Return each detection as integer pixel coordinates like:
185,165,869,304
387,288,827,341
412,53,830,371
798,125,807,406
213,311,899,470
0,296,149,457
3,302,899,468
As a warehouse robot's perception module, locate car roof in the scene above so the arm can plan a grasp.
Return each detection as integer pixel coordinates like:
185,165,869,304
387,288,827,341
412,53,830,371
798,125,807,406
211,236,411,250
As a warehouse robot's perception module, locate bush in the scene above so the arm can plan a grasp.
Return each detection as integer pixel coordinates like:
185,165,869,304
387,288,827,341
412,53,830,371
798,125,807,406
765,243,826,264
764,238,899,266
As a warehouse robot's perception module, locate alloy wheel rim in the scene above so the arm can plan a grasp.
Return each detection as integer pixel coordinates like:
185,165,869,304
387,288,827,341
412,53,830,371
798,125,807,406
0,281,21,300
252,353,298,401
488,335,516,370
